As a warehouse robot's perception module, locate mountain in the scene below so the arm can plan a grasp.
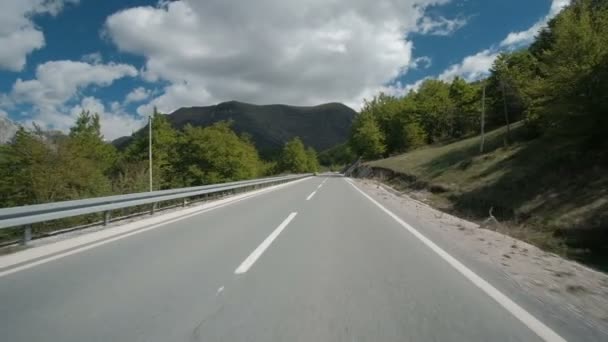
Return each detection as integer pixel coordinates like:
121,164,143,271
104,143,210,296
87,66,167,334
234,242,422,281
0,116,19,144
115,101,357,155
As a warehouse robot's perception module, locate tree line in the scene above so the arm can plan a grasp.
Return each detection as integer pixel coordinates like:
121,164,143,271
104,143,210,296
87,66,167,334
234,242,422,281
0,110,319,208
349,0,608,160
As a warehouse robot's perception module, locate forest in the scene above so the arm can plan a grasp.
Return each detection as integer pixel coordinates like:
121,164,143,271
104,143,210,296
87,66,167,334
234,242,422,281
0,110,319,210
347,0,607,161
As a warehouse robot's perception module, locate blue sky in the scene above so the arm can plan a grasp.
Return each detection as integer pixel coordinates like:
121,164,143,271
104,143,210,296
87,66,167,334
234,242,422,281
0,0,568,139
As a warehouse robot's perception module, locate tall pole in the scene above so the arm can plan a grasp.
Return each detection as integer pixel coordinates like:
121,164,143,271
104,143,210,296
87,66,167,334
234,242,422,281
148,114,153,192
480,83,486,153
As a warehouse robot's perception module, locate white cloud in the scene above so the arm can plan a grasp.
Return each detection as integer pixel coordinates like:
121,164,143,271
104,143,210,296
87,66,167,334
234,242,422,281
9,60,138,133
124,86,151,104
438,49,499,82
71,97,145,140
136,82,212,117
105,0,451,112
500,0,571,48
404,77,431,93
410,56,432,69
0,0,78,71
110,101,121,112
426,0,570,86
416,16,467,36
82,52,103,64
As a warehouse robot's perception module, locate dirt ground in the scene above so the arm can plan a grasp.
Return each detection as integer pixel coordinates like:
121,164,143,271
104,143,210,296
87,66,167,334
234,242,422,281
355,178,608,336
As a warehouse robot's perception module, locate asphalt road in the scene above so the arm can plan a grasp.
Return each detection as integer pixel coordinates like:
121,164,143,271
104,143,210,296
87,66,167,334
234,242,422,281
0,176,566,341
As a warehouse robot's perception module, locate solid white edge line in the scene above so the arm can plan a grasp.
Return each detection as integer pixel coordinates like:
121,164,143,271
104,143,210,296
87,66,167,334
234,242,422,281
306,190,317,201
0,178,312,278
234,212,297,274
345,178,566,342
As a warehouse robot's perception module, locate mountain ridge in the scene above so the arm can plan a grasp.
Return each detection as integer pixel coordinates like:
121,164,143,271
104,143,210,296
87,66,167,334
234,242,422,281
115,101,357,156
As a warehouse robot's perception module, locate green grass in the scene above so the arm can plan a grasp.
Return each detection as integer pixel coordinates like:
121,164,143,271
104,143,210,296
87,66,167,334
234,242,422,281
368,123,608,270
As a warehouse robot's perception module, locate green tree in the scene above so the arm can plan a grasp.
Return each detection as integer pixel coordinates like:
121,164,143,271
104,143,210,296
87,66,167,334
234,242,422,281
401,121,427,149
449,77,481,138
176,122,262,185
305,147,320,172
0,112,118,208
360,94,402,152
532,0,608,137
318,143,356,166
123,108,179,189
486,51,541,136
414,79,454,142
65,111,117,195
0,128,58,206
350,112,386,159
279,137,311,173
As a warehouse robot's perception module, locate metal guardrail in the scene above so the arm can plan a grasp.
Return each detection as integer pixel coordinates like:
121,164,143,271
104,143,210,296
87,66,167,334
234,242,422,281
0,174,311,244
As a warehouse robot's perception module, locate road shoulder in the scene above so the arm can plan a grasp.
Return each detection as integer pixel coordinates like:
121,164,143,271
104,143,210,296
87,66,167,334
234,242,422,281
353,178,608,342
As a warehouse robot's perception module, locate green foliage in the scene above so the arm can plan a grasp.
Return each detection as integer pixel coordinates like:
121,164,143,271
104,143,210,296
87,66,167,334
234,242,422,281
0,128,57,206
0,111,118,208
484,0,608,143
123,108,180,189
532,0,608,139
279,137,319,173
65,111,116,196
348,78,479,157
176,122,262,185
318,143,356,166
357,0,608,268
305,147,320,172
414,79,454,142
350,112,386,159
111,160,150,194
402,121,427,149
350,0,608,160
0,109,285,212
486,51,541,130
449,77,481,138
159,101,356,158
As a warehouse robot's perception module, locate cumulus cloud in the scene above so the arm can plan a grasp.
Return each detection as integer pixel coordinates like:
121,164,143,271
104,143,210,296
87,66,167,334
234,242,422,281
500,0,571,48
71,97,145,140
410,56,432,69
431,0,570,85
0,0,78,71
82,52,103,64
12,60,137,110
416,16,467,36
124,86,151,104
105,0,451,112
404,77,431,93
438,49,498,81
401,0,571,92
9,60,138,134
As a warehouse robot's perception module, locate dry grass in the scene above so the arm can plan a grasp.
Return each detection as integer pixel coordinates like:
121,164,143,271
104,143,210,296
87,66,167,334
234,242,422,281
368,123,608,271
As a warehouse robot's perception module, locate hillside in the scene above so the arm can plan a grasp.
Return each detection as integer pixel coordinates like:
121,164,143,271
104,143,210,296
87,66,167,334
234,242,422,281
364,124,608,270
115,101,356,156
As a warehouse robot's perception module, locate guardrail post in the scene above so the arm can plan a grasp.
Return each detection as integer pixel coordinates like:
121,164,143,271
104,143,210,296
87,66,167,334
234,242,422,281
182,198,187,207
103,211,111,226
22,225,32,245
151,203,156,215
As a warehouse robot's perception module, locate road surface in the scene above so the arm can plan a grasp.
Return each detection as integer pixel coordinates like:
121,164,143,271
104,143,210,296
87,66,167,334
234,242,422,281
0,176,573,341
